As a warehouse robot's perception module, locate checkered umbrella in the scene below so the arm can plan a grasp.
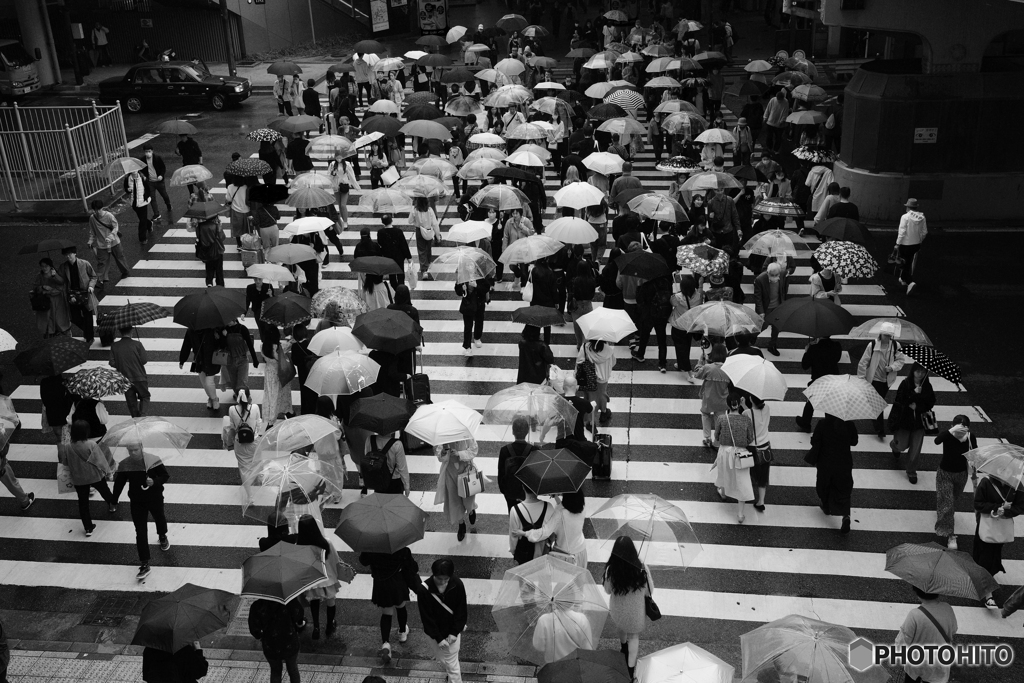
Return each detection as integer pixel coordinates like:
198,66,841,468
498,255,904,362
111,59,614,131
65,367,133,399
676,244,729,277
901,344,962,385
803,374,888,422
813,240,878,279
225,158,273,178
14,337,89,376
604,89,646,111
670,301,762,337
964,443,1024,490
885,542,998,601
247,128,282,143
97,301,167,333
311,287,369,322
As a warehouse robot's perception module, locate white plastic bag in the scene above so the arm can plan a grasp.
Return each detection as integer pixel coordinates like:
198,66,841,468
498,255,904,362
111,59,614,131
56,463,75,495
406,261,418,290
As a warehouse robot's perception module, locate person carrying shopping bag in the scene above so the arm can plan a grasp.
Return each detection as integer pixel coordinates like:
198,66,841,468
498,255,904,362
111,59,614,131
58,419,118,537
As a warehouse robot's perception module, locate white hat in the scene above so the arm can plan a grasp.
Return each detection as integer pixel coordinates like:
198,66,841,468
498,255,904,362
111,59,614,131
877,321,898,337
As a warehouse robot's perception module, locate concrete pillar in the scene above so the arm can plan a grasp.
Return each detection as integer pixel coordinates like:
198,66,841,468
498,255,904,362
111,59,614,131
15,0,61,87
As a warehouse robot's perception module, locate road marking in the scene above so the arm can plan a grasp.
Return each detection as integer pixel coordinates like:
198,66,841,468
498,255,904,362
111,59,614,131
127,132,159,150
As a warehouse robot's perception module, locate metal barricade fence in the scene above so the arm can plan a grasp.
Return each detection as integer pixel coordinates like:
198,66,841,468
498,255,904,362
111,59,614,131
0,103,129,212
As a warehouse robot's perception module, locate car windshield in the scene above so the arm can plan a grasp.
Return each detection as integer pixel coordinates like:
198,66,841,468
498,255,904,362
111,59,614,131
0,43,34,69
180,65,205,81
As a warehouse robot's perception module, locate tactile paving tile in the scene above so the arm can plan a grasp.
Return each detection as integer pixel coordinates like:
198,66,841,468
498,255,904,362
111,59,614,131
111,660,143,682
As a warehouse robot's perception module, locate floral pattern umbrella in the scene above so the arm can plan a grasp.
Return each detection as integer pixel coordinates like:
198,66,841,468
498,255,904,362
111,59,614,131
311,287,368,322
676,244,729,277
901,344,962,385
247,128,282,142
65,367,133,399
813,240,878,279
791,146,837,163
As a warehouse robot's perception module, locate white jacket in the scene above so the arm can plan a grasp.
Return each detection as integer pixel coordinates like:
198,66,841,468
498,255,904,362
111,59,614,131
897,210,928,245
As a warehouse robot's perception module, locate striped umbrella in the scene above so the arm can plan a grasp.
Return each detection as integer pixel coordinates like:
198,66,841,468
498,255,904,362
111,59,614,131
964,443,1024,490
604,89,646,110
753,197,805,217
901,345,962,385
97,301,167,333
676,244,729,277
813,240,878,279
247,128,281,142
225,158,272,178
885,542,997,601
803,374,888,422
65,367,133,399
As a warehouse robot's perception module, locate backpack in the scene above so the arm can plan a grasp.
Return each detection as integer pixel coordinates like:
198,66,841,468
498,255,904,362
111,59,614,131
362,436,397,492
512,502,548,565
235,406,255,444
638,279,672,319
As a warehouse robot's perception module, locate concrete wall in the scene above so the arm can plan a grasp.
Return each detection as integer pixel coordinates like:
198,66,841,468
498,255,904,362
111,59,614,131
226,0,368,57
14,0,60,86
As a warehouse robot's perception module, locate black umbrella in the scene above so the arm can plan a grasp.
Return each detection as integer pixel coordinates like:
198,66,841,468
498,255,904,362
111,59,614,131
349,393,416,434
586,103,628,121
360,115,403,138
516,449,591,495
403,104,444,121
353,39,386,53
727,79,769,97
538,648,630,683
261,291,313,327
131,584,239,654
19,239,77,255
435,116,464,130
820,217,872,245
764,296,855,338
173,287,247,330
612,187,647,206
615,251,671,278
901,345,962,385
489,167,542,184
267,61,302,76
441,67,477,84
350,256,403,277
14,337,90,376
729,165,769,183
352,308,420,353
511,306,565,327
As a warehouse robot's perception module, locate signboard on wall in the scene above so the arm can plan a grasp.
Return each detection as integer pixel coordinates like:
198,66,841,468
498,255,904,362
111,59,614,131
418,0,448,34
371,0,390,32
914,127,938,144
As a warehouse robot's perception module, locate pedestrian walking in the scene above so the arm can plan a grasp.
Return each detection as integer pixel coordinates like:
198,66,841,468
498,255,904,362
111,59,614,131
568,261,597,349
250,195,281,249
173,134,203,194
219,316,259,398
577,338,616,428
517,325,553,384
456,277,490,357
140,144,171,222
87,200,131,286
497,416,532,512
32,258,71,338
247,277,275,340
503,209,535,287
260,325,294,426
856,324,906,440
731,117,754,166
110,326,150,417
895,587,958,683
508,477,555,566
888,365,936,484
294,515,340,641
418,558,468,683
224,178,250,249
973,474,1024,583
896,198,928,294
222,388,262,481
795,336,842,432
602,536,652,682
529,258,560,344
410,197,441,279
753,263,786,356
195,217,225,287
360,546,419,663
329,151,357,227
40,374,73,442
934,416,977,551
670,274,701,382
112,442,170,581
742,392,773,513
273,75,293,116
377,214,411,287
58,246,98,345
693,343,730,448
124,168,154,245
0,404,34,512
141,643,208,683
289,74,304,116
58,419,118,536
809,266,842,304
809,413,859,534
363,430,410,494
713,393,755,524
761,90,789,153
178,327,225,411
248,598,304,683
521,489,588,567
434,439,479,542
633,267,673,372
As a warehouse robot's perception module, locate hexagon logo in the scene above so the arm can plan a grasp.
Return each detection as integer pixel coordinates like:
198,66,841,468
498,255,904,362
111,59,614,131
848,638,875,672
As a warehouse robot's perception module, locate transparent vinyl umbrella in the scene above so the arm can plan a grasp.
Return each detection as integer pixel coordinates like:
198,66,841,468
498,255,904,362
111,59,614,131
492,555,610,665
499,235,565,266
253,415,343,462
670,301,763,337
311,286,369,323
484,383,579,441
242,452,346,528
964,443,1024,490
428,246,497,283
590,494,702,569
98,417,193,471
305,350,381,397
743,229,808,258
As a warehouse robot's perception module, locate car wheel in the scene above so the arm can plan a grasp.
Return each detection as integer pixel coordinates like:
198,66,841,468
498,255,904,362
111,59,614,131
210,93,226,111
125,96,143,113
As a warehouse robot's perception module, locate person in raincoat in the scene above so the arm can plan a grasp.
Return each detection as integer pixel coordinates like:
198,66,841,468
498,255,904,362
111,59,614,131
856,323,906,440
435,439,479,542
809,413,858,534
713,393,755,523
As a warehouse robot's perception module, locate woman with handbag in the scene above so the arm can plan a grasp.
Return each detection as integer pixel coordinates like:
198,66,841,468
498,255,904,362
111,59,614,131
811,413,859,534
888,365,935,485
260,326,294,426
410,197,440,280
741,391,773,514
249,197,281,250
973,474,1024,593
359,545,419,663
296,515,342,641
713,393,755,524
508,486,553,565
179,327,226,411
434,439,480,542
58,419,118,536
32,258,71,338
577,338,616,428
222,388,262,481
602,536,653,682
367,142,388,189
329,150,357,227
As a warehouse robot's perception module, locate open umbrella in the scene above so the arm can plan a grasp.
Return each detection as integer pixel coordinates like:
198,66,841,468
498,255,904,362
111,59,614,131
587,103,628,121
442,67,477,84
681,172,744,192
964,443,1024,490
459,158,504,180
286,187,336,210
183,201,227,220
492,556,609,665
653,100,701,116
408,156,457,181
538,649,630,683
554,182,606,210
107,156,145,177
399,120,451,140
311,287,368,322
0,329,15,353
813,241,878,279
353,39,385,53
728,79,770,98
169,164,213,187
446,25,467,43
349,393,415,435
469,132,507,148
744,59,773,73
306,135,355,159
637,642,734,683
282,216,334,238
820,217,872,245
473,184,524,211
803,374,888,422
225,158,273,178
496,58,527,77
616,250,671,278
744,229,808,258
849,318,932,346
307,326,363,356
173,287,246,330
97,301,167,333
335,492,428,553
764,296,855,338
131,584,238,654
19,238,77,255
792,84,828,103
753,197,805,217
591,493,702,569
886,542,998,601
404,400,481,446
305,350,380,397
241,543,328,605
786,109,827,125
791,146,837,163
695,128,735,146
676,244,729,277
576,308,637,343
247,128,282,143
353,131,385,150
358,188,413,213
660,111,708,137
741,615,888,683
629,194,687,223
368,98,401,115
429,246,497,284
583,152,625,175
267,61,302,76
448,220,493,244
265,243,318,265
13,337,89,376
484,383,579,437
393,174,450,199
405,91,438,106
350,256,404,277
512,306,566,328
504,123,548,142
500,235,563,266
155,120,198,135
465,147,508,163
585,82,618,99
497,13,528,32
721,355,787,402
99,417,193,471
360,115,403,137
517,449,590,495
253,415,342,463
352,308,420,353
445,95,484,117
506,150,546,168
901,344,962,385
670,301,763,337
604,90,645,111
546,217,598,245
261,291,313,327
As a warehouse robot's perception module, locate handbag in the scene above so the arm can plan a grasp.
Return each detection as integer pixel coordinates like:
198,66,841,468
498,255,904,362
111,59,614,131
979,515,1014,544
749,410,773,465
921,409,938,435
405,261,418,291
575,358,598,392
56,462,75,495
457,466,485,498
336,560,356,584
522,275,534,303
29,291,51,311
644,576,662,621
725,414,755,469
546,545,577,565
887,245,904,266
211,350,231,366
277,348,297,385
380,166,400,186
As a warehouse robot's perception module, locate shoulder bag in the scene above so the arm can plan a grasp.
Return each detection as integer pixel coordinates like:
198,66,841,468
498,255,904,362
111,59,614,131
457,465,485,498
917,605,952,645
644,574,662,621
749,409,773,466
979,484,1015,544
521,269,534,303
725,414,755,470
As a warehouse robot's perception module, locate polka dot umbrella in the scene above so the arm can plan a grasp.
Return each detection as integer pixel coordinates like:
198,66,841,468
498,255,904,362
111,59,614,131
901,344,962,386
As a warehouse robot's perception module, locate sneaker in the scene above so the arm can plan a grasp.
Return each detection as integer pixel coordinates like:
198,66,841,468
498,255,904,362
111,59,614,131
985,597,998,610
631,352,645,362
159,535,170,551
397,626,409,643
908,473,918,484
379,641,391,664
85,525,95,537
136,565,151,581
947,536,958,551
19,492,35,511
108,503,118,513
473,339,482,348
463,348,473,357
360,487,368,497
906,282,916,295
658,366,666,373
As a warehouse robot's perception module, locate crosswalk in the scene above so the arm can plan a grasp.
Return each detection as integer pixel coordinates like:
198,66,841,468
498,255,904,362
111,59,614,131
3,77,1022,661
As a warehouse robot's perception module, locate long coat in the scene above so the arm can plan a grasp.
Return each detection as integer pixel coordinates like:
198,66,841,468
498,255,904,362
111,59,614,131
58,259,100,312
812,416,858,517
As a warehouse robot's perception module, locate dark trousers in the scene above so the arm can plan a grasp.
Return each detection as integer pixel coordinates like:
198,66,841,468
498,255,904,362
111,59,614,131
652,134,663,159
898,244,921,284
267,653,301,683
801,399,815,424
872,380,889,434
356,81,373,105
75,480,115,529
671,328,693,371
70,305,94,342
204,258,225,287
263,172,278,186
130,497,168,565
637,318,669,365
277,100,293,116
132,204,152,242
462,308,485,348
150,180,171,217
765,124,785,152
125,379,151,417
553,272,566,315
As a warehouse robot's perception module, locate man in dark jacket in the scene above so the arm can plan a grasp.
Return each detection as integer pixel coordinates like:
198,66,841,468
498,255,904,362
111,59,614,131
795,336,842,431
707,188,740,251
112,443,170,581
419,558,468,683
246,279,275,340
142,644,209,683
110,325,150,417
529,259,560,344
301,79,322,130
455,277,491,356
377,214,412,286
173,134,203,194
59,246,98,345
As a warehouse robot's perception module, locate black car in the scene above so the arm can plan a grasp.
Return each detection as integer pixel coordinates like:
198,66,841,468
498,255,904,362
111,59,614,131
98,61,251,113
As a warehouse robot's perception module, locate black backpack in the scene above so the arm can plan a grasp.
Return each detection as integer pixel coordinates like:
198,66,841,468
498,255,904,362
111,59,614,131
512,502,548,565
235,406,255,444
362,436,397,492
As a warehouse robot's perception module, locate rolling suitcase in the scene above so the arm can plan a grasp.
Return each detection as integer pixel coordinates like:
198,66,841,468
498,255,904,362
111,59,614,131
402,349,431,452
592,426,612,480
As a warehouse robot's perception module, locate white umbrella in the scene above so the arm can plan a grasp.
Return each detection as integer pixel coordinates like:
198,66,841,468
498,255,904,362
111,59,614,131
246,263,294,282
469,132,506,147
305,350,380,397
506,150,546,168
545,217,598,245
637,642,735,683
404,50,428,60
495,58,526,76
576,308,637,342
694,128,735,145
0,328,15,353
515,143,551,161
404,400,482,446
583,152,624,175
283,216,335,237
367,99,400,115
585,82,617,99
721,355,787,401
307,327,364,356
554,182,606,210
446,25,467,43
533,81,566,90
448,220,493,244
353,131,385,149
